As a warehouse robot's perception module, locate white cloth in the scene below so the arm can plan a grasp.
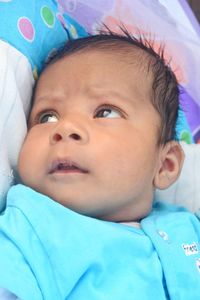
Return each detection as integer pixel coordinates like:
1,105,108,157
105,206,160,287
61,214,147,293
0,40,34,211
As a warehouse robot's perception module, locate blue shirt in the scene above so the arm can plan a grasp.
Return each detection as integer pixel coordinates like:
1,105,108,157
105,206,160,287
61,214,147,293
0,184,199,299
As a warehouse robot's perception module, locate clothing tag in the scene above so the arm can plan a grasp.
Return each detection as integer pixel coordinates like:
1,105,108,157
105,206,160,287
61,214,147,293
182,242,198,256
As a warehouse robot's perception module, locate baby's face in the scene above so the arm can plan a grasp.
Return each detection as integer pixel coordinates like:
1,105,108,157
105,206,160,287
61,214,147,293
18,49,163,222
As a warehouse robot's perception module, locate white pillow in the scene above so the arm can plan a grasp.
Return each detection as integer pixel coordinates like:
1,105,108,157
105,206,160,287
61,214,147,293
0,41,34,211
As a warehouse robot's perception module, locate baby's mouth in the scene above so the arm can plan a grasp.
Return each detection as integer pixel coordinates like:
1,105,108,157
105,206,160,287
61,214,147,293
49,159,88,174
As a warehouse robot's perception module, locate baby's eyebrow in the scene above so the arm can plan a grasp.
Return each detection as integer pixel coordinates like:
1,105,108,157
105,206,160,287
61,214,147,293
86,82,147,105
33,95,64,104
32,96,67,115
29,97,60,122
85,87,134,104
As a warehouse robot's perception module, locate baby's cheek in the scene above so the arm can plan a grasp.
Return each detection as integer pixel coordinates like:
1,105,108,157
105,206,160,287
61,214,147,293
17,136,36,179
17,146,29,182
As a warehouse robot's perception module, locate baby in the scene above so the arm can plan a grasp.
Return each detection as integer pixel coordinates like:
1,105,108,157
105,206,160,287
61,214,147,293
0,31,200,299
19,32,183,222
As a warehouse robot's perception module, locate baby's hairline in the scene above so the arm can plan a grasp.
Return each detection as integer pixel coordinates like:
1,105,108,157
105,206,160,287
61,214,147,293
53,33,157,71
33,31,179,145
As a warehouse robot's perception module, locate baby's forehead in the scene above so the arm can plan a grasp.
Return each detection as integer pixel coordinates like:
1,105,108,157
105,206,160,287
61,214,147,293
35,44,154,105
92,46,154,89
52,46,150,76
54,46,153,82
47,36,155,74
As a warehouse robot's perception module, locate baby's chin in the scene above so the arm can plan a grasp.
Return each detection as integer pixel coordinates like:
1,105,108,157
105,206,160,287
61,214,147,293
23,181,151,223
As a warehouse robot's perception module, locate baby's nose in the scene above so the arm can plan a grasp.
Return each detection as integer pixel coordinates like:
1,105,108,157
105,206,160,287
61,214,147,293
49,119,89,145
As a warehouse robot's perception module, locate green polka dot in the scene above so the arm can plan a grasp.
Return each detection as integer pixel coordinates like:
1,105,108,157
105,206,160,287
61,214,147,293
41,6,55,28
180,130,192,144
70,25,78,38
33,67,38,80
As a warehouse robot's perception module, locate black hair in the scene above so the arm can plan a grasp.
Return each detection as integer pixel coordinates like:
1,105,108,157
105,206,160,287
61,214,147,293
43,28,180,144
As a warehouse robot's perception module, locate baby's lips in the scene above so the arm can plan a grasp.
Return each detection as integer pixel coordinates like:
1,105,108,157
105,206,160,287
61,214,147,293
49,158,89,174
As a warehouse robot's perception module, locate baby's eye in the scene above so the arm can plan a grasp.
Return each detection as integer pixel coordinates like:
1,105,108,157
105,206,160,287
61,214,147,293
94,106,123,119
38,112,58,124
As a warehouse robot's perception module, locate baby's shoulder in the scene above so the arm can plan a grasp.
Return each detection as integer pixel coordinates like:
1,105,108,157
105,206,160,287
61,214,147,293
144,201,199,230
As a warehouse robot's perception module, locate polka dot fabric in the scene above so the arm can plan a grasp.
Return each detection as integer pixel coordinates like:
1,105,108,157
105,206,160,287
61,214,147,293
0,0,87,74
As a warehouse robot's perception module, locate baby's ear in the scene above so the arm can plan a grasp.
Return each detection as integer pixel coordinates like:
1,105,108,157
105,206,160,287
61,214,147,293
153,141,184,190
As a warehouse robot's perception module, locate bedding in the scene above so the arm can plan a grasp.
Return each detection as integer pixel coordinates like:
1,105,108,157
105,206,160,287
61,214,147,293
0,0,200,212
0,41,33,211
0,0,86,74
